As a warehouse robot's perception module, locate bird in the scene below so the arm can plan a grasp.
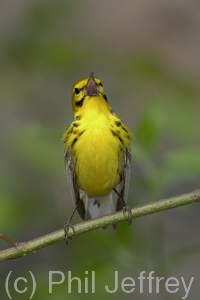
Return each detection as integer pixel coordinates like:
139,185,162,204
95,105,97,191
62,72,133,241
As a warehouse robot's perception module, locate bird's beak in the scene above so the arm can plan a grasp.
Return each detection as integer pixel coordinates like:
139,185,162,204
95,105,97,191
85,72,99,96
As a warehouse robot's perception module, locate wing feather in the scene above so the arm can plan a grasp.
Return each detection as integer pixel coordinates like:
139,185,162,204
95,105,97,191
64,150,85,219
116,147,132,211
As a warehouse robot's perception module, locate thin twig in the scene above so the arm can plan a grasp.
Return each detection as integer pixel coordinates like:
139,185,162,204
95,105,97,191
0,189,199,263
0,234,19,247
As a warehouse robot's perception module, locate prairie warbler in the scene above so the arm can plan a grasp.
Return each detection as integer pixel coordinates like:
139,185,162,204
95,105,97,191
62,73,132,240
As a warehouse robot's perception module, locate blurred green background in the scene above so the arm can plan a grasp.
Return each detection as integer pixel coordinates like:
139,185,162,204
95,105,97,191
0,0,200,299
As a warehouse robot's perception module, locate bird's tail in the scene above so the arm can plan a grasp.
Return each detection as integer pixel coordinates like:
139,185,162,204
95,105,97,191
84,192,115,220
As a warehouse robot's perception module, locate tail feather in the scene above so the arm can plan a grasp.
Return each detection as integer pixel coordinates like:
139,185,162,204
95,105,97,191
84,192,115,220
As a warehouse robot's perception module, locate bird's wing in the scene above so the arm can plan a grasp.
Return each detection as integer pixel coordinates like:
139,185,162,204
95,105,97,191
116,147,132,211
64,149,85,219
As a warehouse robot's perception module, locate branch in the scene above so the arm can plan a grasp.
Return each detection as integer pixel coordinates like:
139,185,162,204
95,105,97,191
0,189,200,263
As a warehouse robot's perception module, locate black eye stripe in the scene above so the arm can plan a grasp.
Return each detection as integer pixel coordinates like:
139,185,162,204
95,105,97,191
75,97,85,107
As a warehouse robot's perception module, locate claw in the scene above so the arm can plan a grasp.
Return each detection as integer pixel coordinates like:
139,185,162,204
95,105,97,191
64,222,75,244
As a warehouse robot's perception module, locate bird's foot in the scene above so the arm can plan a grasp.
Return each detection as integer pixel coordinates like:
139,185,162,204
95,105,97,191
123,205,132,225
64,221,75,244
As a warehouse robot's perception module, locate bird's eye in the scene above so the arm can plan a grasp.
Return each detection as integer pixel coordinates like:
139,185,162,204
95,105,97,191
74,88,80,95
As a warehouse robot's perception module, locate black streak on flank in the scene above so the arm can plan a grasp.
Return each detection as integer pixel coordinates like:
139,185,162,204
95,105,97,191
111,129,124,145
118,136,124,145
71,137,78,147
68,127,73,134
73,122,80,128
64,126,73,142
115,121,122,127
111,129,118,137
78,130,85,137
122,126,128,133
75,97,85,107
71,130,85,147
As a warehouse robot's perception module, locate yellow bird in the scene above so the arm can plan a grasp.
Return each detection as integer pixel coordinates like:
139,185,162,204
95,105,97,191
62,73,132,239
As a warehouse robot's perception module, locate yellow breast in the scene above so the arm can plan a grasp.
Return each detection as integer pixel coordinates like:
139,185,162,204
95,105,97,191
75,118,122,196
